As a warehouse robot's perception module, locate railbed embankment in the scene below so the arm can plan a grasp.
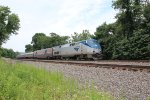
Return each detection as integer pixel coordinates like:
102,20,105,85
15,59,150,100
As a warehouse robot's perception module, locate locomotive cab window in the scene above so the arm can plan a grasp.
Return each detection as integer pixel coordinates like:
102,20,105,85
86,39,101,49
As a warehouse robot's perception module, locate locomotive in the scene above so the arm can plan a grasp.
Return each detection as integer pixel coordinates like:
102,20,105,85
17,39,102,60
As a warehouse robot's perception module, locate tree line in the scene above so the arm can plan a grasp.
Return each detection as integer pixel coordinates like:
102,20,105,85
93,0,150,60
0,6,20,58
0,0,150,59
25,30,92,52
25,0,150,60
0,48,19,58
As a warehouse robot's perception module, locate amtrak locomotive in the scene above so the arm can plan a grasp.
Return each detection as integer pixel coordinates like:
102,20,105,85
17,39,102,60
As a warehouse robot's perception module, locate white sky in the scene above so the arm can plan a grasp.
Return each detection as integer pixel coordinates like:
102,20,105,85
1,0,117,52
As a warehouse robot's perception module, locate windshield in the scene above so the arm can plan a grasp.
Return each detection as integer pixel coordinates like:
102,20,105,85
86,39,101,49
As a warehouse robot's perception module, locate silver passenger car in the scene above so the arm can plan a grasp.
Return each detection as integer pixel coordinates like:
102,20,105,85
16,52,33,59
24,52,34,58
34,48,53,59
16,53,25,59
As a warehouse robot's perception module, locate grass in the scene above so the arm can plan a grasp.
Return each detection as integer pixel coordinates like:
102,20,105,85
0,59,114,100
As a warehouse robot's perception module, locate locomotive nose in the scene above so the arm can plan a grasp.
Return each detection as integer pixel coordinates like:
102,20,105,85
92,49,102,59
93,49,101,54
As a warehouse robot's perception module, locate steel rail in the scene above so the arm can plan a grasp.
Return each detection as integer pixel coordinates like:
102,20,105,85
17,59,150,72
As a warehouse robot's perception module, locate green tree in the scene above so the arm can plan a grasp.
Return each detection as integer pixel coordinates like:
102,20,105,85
112,0,148,38
143,3,150,34
46,32,69,47
94,1,150,60
0,48,18,58
113,0,134,38
25,44,33,53
31,33,46,50
71,30,92,42
94,22,116,59
28,32,69,51
0,6,20,45
112,33,150,60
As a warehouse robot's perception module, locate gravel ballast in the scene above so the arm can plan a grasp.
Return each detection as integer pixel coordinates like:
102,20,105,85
18,60,150,100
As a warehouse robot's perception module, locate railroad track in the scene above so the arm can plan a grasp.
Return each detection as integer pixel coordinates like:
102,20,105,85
17,59,150,72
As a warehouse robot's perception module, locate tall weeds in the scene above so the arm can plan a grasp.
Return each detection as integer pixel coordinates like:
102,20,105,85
0,60,113,100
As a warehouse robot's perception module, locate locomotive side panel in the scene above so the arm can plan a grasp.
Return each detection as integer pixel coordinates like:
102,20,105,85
52,46,61,59
61,43,82,57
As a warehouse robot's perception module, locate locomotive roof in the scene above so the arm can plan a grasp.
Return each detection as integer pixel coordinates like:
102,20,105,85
18,52,33,56
52,39,97,48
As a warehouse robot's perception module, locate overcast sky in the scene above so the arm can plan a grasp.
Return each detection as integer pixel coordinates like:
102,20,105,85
1,0,117,52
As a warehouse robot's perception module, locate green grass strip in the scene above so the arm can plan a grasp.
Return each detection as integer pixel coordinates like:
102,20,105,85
0,59,114,100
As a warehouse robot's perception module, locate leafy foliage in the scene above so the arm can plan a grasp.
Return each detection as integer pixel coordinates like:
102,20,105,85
31,33,46,50
112,33,150,60
0,6,20,45
25,30,93,52
25,44,33,53
94,1,150,60
48,33,69,47
94,23,117,59
71,30,92,42
25,33,69,52
0,48,18,58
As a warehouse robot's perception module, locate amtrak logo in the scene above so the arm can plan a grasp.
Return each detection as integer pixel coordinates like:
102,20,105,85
74,46,80,51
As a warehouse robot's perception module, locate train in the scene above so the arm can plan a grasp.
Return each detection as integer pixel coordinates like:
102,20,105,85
17,39,102,60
